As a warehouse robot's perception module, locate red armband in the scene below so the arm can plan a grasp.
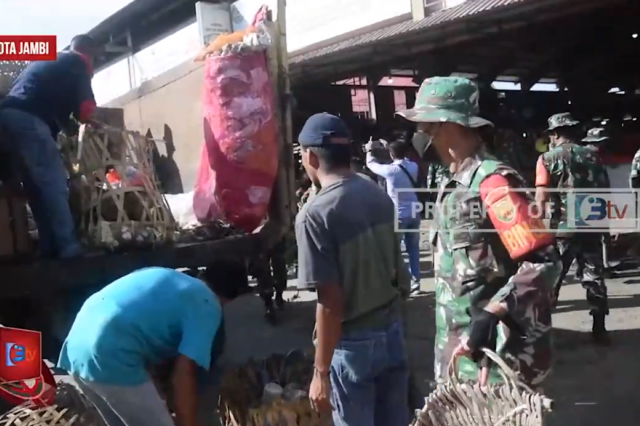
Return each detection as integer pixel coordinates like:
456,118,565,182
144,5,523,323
479,174,553,260
535,156,550,187
78,99,96,122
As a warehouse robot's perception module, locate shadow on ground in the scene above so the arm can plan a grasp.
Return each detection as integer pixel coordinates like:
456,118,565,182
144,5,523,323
201,289,640,426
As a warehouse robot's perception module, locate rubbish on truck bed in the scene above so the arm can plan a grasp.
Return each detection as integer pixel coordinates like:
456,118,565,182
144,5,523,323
218,349,331,426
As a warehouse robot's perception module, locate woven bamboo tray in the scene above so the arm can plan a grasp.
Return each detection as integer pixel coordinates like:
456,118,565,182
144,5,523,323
413,349,553,426
0,382,105,426
76,124,175,249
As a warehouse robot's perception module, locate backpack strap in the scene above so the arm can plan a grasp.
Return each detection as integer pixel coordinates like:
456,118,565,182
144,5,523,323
398,164,419,188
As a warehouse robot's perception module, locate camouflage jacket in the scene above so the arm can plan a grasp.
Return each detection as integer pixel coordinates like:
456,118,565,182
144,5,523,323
426,162,451,190
539,143,610,230
432,150,560,387
630,148,640,189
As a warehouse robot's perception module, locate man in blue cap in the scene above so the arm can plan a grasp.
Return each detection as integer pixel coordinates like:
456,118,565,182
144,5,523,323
296,112,410,426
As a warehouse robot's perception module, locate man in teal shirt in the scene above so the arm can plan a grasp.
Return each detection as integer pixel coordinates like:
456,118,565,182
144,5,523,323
58,264,248,426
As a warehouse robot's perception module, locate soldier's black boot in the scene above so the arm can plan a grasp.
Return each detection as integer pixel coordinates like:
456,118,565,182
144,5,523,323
591,312,610,346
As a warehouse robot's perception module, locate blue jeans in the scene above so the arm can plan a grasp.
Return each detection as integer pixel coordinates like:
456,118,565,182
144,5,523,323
398,217,421,281
330,321,409,426
0,108,80,257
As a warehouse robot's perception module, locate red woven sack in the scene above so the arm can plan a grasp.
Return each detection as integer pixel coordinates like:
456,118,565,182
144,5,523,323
193,14,277,232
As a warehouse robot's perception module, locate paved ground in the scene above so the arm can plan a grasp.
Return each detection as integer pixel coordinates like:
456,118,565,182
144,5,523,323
44,226,640,425
213,241,640,426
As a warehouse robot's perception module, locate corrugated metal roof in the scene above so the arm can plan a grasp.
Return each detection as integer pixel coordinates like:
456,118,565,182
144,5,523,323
290,0,527,64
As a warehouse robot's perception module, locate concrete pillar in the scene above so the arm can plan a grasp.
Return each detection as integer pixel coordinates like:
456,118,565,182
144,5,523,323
411,0,426,20
405,89,417,109
372,87,396,123
366,76,380,121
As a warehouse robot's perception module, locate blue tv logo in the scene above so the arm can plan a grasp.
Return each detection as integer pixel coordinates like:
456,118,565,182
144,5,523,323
572,193,630,228
581,196,608,221
5,342,25,367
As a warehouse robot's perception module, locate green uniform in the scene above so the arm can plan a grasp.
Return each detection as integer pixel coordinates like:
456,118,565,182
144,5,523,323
426,162,451,191
540,145,610,230
397,77,560,386
540,117,610,338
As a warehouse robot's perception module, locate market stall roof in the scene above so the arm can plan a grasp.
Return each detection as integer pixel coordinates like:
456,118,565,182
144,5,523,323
290,0,527,65
289,0,620,84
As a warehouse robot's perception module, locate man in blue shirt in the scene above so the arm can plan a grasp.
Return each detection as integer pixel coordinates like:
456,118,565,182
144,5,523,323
0,34,98,258
58,264,248,426
366,140,421,292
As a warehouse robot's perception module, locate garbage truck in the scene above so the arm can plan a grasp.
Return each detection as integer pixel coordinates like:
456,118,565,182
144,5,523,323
0,10,296,358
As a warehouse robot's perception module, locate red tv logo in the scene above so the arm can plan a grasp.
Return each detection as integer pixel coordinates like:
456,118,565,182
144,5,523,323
0,327,41,383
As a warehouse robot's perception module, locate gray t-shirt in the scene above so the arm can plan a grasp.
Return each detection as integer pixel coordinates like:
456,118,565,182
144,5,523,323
295,174,409,332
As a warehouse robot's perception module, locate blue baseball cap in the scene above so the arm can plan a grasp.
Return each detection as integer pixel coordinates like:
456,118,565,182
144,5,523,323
298,113,351,147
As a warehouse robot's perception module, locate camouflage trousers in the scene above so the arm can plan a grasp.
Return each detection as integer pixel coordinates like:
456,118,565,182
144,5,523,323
555,235,609,315
250,238,288,309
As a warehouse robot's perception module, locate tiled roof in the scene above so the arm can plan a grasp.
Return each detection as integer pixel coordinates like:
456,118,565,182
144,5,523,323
289,0,527,64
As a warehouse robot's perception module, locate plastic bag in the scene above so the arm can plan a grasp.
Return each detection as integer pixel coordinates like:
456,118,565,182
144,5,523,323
166,191,201,229
193,8,277,233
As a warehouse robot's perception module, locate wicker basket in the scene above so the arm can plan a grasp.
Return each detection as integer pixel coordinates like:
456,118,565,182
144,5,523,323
76,124,175,249
413,349,553,426
0,382,105,426
218,350,330,426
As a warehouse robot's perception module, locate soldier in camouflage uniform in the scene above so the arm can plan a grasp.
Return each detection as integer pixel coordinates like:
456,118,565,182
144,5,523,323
535,114,611,345
581,128,613,272
397,77,560,387
426,162,451,191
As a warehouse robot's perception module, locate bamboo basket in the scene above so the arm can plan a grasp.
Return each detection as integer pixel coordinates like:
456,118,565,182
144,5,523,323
218,350,330,426
412,349,553,426
0,382,105,426
76,124,175,249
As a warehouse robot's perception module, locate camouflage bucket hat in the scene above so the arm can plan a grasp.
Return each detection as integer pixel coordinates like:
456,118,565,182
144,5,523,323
396,76,493,129
545,112,580,132
582,127,609,143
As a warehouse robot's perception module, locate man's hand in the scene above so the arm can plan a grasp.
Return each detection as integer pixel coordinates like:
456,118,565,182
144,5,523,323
452,342,490,386
364,139,387,153
309,369,332,413
453,309,500,386
364,139,375,153
467,310,499,358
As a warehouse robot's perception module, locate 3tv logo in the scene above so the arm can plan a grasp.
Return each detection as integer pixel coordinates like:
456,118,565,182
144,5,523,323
580,196,627,221
569,192,637,230
0,327,41,383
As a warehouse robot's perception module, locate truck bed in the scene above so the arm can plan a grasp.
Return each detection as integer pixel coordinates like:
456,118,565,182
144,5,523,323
0,233,263,299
